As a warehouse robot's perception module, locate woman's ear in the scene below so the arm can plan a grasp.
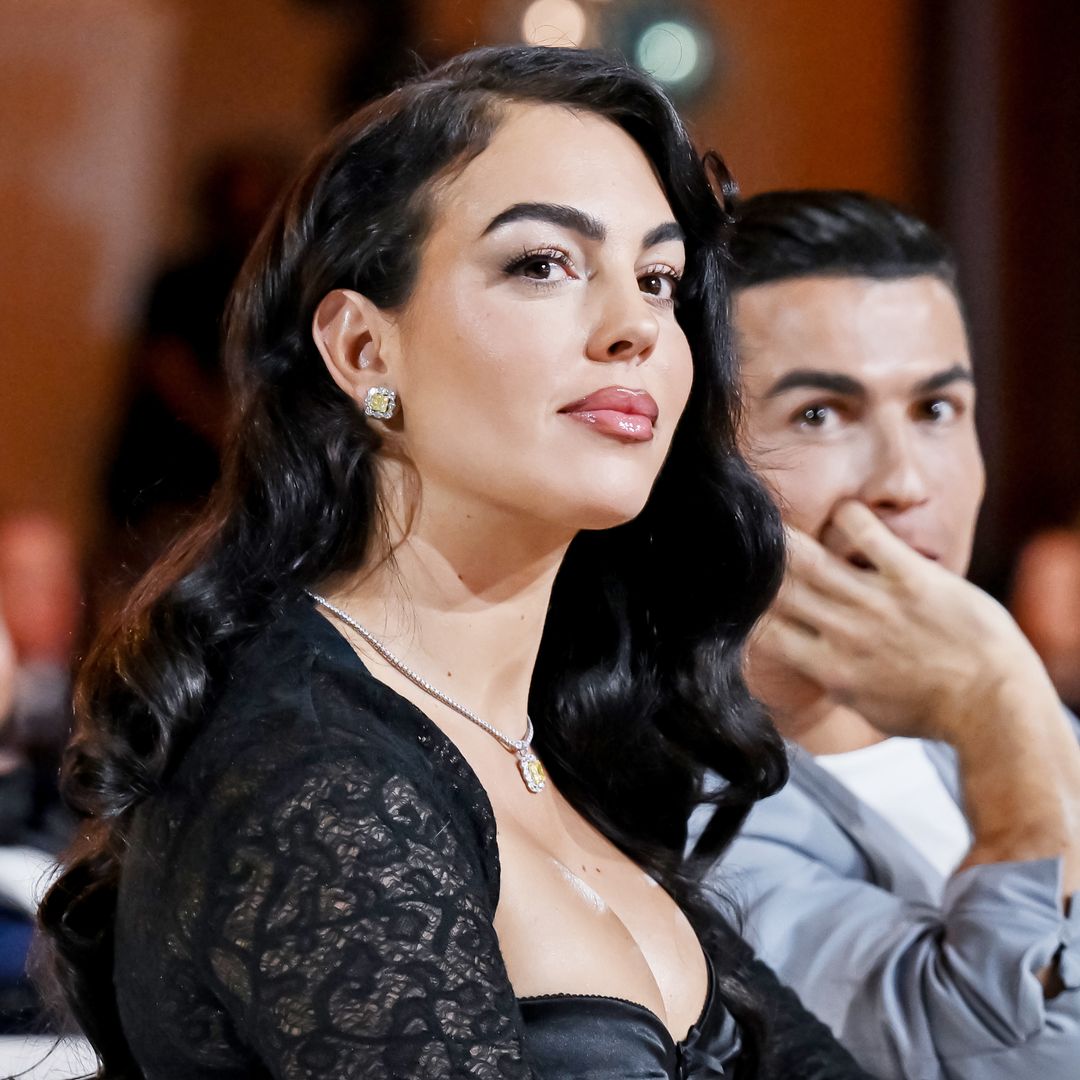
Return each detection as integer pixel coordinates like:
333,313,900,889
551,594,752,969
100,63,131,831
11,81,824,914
311,289,391,402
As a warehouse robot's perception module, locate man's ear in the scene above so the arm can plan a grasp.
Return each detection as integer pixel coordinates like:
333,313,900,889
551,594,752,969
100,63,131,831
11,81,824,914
311,289,392,402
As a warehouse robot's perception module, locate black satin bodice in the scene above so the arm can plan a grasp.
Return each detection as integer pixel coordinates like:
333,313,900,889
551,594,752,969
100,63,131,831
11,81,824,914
519,954,740,1078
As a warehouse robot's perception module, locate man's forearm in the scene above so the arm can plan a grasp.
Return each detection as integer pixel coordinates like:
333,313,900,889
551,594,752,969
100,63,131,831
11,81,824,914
953,671,1080,896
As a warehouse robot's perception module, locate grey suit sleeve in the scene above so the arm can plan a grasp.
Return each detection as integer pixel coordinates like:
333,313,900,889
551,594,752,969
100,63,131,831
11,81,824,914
706,788,1080,1080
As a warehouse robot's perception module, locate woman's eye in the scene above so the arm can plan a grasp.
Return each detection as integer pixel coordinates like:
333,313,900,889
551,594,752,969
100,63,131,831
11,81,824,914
638,267,681,303
521,256,568,281
505,248,576,283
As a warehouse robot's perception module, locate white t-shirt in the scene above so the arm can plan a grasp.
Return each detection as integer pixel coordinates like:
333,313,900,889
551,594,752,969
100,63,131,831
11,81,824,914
815,737,972,880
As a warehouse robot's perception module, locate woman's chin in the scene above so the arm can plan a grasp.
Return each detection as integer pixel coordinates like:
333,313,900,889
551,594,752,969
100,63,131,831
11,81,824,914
476,460,664,536
565,492,652,533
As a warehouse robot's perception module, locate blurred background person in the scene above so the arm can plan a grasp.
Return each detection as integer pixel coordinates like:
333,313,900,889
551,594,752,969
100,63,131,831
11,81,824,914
0,513,80,850
1011,519,1080,712
103,148,290,588
0,608,32,1029
0,513,82,1031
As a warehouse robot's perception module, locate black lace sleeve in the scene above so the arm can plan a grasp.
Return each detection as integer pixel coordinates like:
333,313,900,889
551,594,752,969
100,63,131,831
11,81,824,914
703,918,875,1080
749,957,877,1078
189,744,537,1080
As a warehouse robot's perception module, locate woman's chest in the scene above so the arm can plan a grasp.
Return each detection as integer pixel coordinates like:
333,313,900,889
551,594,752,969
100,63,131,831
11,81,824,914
490,789,708,1043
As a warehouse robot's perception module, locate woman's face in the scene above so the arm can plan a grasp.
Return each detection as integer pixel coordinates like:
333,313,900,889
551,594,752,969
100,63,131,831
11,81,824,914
383,103,693,535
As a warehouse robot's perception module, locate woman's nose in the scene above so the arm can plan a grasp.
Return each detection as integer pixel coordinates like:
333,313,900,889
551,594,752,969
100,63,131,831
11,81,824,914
585,280,660,365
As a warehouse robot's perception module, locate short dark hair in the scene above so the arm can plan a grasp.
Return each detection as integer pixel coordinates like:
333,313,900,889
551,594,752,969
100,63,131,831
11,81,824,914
729,189,958,292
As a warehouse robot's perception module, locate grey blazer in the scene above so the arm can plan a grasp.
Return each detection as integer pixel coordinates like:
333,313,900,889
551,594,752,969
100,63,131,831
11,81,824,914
691,737,1080,1080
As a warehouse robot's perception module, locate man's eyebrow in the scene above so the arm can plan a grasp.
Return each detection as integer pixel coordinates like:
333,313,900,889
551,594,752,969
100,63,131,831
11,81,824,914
913,364,975,395
481,203,683,251
482,202,605,241
764,370,866,399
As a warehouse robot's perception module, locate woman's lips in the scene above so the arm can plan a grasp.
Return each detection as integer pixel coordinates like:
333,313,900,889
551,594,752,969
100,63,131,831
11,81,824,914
559,387,659,443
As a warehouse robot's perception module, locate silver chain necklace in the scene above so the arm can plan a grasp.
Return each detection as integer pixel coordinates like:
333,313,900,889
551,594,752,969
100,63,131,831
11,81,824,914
306,590,547,794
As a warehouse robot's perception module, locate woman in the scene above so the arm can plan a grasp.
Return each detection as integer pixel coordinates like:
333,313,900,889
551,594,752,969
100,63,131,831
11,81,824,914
39,47,868,1078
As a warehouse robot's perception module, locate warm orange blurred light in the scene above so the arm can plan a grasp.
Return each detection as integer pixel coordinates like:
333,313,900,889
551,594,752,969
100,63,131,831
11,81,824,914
521,0,587,48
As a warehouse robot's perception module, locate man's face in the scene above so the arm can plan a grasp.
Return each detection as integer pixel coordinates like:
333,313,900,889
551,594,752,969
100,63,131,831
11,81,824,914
736,275,985,575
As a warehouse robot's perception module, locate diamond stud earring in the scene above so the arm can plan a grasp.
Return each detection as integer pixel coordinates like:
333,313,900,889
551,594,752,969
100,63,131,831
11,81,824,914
363,386,397,420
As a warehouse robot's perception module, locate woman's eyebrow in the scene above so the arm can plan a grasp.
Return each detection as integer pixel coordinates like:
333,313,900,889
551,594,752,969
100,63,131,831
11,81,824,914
481,202,683,251
482,202,605,240
642,221,684,248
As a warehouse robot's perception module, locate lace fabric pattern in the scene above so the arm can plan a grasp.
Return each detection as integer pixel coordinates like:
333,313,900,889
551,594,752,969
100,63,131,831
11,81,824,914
115,608,534,1078
201,761,532,1078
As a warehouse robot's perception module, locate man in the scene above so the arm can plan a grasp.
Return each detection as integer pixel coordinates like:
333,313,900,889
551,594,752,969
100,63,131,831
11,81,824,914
690,191,1080,1078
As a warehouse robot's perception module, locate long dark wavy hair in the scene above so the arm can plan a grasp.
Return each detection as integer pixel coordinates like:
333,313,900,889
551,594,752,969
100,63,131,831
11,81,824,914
38,45,787,1077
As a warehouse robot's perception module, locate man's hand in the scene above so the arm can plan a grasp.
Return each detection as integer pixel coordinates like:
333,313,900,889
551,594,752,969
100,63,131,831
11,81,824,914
752,500,1049,744
753,500,1080,902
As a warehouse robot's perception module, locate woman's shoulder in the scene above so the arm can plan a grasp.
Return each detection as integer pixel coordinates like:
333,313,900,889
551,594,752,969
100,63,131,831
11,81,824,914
120,600,501,927
195,598,427,764
164,597,498,851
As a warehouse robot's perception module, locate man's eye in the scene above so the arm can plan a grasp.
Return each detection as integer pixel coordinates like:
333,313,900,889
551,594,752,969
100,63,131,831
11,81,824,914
920,398,959,422
796,404,835,429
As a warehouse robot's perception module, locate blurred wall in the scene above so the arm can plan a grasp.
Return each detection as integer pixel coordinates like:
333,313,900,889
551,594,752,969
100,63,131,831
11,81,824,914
155,0,349,254
0,0,348,547
997,2,1080,545
0,0,922,549
421,0,922,199
694,1,920,202
0,0,177,544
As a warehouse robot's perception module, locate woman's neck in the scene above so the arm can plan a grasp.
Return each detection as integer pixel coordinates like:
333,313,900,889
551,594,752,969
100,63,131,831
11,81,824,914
323,482,572,737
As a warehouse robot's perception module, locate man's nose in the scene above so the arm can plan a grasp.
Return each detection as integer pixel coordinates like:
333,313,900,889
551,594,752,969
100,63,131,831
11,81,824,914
857,421,931,512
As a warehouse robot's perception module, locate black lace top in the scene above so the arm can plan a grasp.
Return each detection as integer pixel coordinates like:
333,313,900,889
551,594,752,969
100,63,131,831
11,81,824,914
113,599,870,1079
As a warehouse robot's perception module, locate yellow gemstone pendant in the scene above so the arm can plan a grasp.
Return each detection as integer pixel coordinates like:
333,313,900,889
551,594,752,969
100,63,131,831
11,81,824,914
517,750,546,794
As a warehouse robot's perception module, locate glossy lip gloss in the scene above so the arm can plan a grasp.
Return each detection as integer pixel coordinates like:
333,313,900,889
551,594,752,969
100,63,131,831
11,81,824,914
558,386,659,442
